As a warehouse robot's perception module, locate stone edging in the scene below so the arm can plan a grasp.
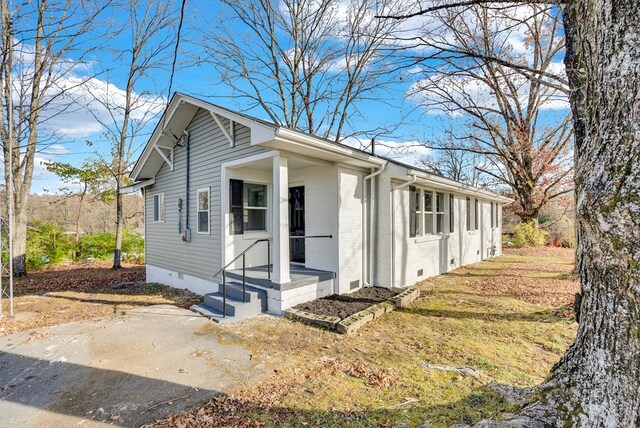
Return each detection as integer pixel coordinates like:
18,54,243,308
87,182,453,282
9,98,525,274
283,286,421,335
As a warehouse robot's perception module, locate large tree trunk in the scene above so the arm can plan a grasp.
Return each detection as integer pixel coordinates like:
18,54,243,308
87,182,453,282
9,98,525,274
476,2,640,426
548,1,640,425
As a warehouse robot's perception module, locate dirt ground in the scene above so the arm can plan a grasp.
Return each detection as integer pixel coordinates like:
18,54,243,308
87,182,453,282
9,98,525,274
0,263,201,335
292,286,398,319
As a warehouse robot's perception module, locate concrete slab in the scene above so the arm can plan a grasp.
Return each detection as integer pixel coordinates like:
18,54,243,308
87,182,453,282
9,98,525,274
0,305,273,427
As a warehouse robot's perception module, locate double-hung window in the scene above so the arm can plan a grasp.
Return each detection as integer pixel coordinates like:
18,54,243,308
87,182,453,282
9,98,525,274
449,194,455,233
230,180,268,235
197,188,209,233
435,192,445,234
424,190,433,234
411,188,451,236
153,193,165,222
244,183,268,231
474,198,479,230
410,186,421,237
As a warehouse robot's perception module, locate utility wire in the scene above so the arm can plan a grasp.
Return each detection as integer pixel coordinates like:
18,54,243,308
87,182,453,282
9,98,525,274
166,0,187,113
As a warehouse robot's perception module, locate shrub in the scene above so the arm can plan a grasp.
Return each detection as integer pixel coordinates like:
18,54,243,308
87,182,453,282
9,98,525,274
26,220,74,268
79,231,115,260
78,230,144,262
122,232,144,263
511,221,549,247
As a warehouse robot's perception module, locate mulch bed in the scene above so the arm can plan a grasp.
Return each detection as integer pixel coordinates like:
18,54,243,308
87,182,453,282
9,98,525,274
292,286,399,319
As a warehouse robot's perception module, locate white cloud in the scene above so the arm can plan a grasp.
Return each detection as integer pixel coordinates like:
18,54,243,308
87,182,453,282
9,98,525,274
39,76,165,137
11,41,165,139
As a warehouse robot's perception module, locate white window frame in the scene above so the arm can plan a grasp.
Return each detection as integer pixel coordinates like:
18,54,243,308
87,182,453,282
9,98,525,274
449,193,455,233
474,198,479,231
413,187,452,238
435,191,445,234
244,181,269,233
153,193,165,223
423,189,433,235
416,188,423,236
197,188,210,234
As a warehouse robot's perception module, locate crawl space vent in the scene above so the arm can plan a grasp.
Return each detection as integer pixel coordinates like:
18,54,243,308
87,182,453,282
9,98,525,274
350,280,360,290
417,269,424,277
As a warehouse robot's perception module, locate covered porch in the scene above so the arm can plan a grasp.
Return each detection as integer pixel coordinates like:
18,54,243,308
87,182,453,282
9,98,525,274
220,151,339,313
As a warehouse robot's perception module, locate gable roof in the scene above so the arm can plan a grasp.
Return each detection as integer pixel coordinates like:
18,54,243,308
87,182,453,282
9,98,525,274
130,92,511,203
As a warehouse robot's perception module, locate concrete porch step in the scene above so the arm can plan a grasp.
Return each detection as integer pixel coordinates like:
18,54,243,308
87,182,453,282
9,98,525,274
190,283,267,323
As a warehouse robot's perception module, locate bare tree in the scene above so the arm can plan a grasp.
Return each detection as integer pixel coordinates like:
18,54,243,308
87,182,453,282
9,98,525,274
381,1,639,426
199,0,407,142
419,143,486,187
87,0,179,269
406,4,572,223
0,0,108,275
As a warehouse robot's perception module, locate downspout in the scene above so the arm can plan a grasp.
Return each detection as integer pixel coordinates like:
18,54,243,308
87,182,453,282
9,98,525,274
391,174,418,289
182,130,191,241
362,162,387,287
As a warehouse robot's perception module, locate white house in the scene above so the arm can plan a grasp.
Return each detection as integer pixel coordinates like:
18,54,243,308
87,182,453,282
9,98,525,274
127,93,510,321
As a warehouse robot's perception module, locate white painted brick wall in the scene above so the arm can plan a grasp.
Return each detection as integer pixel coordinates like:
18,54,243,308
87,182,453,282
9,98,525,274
337,168,365,294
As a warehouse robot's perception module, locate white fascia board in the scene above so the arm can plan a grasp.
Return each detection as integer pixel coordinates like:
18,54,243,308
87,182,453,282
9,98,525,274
130,98,185,181
269,127,386,167
408,169,513,203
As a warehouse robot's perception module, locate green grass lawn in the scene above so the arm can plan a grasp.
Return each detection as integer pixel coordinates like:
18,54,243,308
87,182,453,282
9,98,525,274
148,247,578,428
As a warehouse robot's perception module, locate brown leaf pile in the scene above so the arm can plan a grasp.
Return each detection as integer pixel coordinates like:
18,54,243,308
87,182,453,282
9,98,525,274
469,262,579,307
342,361,398,388
503,246,575,259
14,262,145,296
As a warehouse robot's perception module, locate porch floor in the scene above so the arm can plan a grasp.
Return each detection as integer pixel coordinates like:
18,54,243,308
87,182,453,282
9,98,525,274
226,264,335,291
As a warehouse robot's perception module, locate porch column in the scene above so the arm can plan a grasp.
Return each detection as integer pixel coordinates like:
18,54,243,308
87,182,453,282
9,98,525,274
272,155,291,284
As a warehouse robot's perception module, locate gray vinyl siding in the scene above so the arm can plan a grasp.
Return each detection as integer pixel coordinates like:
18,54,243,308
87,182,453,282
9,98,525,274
144,108,268,281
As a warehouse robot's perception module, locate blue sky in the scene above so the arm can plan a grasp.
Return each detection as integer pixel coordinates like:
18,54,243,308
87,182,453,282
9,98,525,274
26,0,568,194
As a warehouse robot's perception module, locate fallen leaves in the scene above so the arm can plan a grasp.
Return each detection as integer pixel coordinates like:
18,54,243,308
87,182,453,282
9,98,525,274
0,264,202,336
14,262,145,296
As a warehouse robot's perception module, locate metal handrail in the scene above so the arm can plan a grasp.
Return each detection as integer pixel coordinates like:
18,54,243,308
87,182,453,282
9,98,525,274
213,238,270,279
212,234,333,318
